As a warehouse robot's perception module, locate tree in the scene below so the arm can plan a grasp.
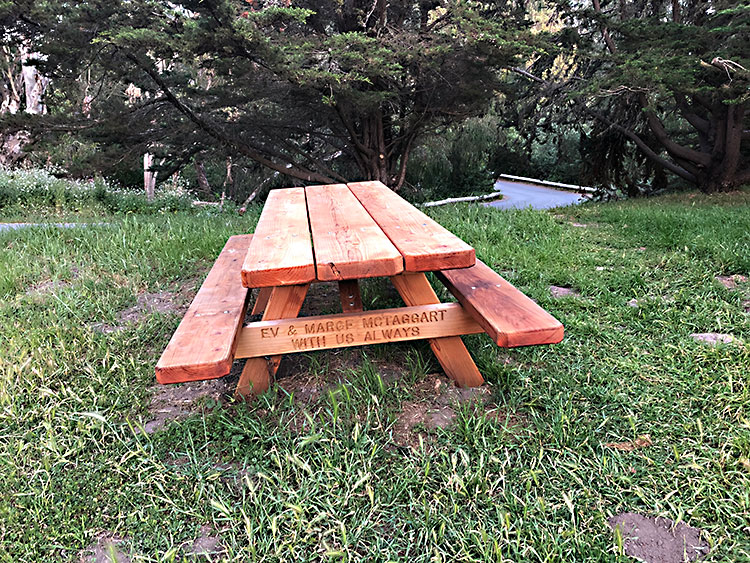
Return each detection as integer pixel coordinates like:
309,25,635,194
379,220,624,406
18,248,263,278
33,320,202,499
527,0,749,193
4,0,533,191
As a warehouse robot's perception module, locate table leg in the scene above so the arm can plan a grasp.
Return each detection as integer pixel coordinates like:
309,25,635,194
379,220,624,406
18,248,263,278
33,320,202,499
390,273,484,387
250,287,273,315
338,280,363,313
235,283,310,399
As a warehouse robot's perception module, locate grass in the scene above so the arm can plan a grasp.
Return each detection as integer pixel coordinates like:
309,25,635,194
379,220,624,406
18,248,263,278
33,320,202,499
1,188,749,561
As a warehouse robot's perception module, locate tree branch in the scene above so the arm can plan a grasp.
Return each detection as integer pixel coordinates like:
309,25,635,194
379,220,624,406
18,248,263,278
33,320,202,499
129,54,336,185
510,67,697,184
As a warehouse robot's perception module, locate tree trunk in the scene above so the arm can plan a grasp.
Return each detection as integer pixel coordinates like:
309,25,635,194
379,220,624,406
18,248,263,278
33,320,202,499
20,49,49,115
693,102,747,193
144,153,156,201
194,159,212,195
344,106,416,191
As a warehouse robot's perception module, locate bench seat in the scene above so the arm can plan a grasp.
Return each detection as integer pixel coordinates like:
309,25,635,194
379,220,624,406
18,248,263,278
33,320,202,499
437,260,564,347
156,234,252,384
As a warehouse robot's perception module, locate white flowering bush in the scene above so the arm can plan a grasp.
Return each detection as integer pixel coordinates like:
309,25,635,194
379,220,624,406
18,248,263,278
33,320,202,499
0,167,196,214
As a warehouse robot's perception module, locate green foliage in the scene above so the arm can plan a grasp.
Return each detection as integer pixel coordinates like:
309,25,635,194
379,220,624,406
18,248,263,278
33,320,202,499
1,191,749,559
0,168,195,216
3,0,534,191
540,0,750,193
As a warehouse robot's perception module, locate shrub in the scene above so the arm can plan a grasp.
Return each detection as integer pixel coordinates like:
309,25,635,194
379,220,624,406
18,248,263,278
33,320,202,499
0,167,195,215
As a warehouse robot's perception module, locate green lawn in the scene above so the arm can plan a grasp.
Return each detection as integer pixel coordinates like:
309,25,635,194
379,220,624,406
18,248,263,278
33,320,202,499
1,190,749,561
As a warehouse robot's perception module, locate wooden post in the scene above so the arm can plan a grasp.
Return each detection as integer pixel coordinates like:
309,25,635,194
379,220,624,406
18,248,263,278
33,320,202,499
235,284,309,399
338,280,363,313
390,273,484,387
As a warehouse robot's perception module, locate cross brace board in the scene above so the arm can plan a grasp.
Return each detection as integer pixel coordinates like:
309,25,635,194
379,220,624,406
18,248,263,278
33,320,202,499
234,303,484,358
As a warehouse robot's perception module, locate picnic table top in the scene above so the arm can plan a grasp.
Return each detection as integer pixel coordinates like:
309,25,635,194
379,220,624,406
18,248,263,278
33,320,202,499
241,181,476,288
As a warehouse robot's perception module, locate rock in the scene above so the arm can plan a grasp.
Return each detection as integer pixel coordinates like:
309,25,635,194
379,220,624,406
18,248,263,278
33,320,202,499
80,534,130,563
549,285,581,298
690,333,736,346
715,274,748,290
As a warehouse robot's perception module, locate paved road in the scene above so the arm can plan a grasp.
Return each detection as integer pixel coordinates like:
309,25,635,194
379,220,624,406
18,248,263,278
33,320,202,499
0,222,102,233
488,179,585,210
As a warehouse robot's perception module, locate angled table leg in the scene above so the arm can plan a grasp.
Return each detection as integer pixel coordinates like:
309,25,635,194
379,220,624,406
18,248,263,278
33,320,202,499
235,284,309,399
251,287,273,316
390,273,484,387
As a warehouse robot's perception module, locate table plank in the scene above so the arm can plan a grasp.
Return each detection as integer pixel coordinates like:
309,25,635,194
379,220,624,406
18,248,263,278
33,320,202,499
306,184,403,281
241,188,315,287
348,181,475,271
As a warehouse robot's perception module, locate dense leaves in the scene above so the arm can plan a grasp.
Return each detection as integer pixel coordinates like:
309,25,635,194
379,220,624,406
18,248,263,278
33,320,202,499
2,0,533,190
535,0,749,193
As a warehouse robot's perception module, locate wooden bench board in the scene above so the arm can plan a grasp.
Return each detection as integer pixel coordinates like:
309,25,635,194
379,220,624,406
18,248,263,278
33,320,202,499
437,259,564,348
349,181,475,272
241,188,315,287
306,184,404,281
156,234,252,384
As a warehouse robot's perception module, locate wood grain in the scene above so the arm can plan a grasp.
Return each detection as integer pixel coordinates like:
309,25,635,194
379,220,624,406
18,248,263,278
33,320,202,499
241,188,315,287
156,234,252,384
305,184,403,281
235,283,309,399
348,181,475,271
251,287,272,315
390,273,484,387
235,303,483,357
436,259,564,347
338,280,363,313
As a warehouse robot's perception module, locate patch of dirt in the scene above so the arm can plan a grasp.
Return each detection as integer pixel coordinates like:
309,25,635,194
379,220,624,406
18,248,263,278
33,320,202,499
549,285,582,299
715,274,748,290
604,434,653,452
743,299,750,314
181,526,225,560
277,371,329,404
80,533,130,563
608,512,709,563
26,279,71,298
95,290,190,334
689,333,737,346
627,298,641,308
391,373,522,450
393,402,457,448
142,378,232,434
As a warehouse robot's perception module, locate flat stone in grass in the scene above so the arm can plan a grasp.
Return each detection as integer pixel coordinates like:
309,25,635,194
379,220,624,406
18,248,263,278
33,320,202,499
80,534,130,563
608,512,709,563
549,285,581,299
182,526,224,559
690,333,736,346
715,274,748,290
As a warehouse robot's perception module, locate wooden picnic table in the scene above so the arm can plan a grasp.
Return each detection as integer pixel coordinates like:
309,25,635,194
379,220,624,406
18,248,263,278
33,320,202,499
156,181,563,399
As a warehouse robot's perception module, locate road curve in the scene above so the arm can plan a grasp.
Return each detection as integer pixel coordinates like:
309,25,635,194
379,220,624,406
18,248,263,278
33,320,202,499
488,179,585,210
